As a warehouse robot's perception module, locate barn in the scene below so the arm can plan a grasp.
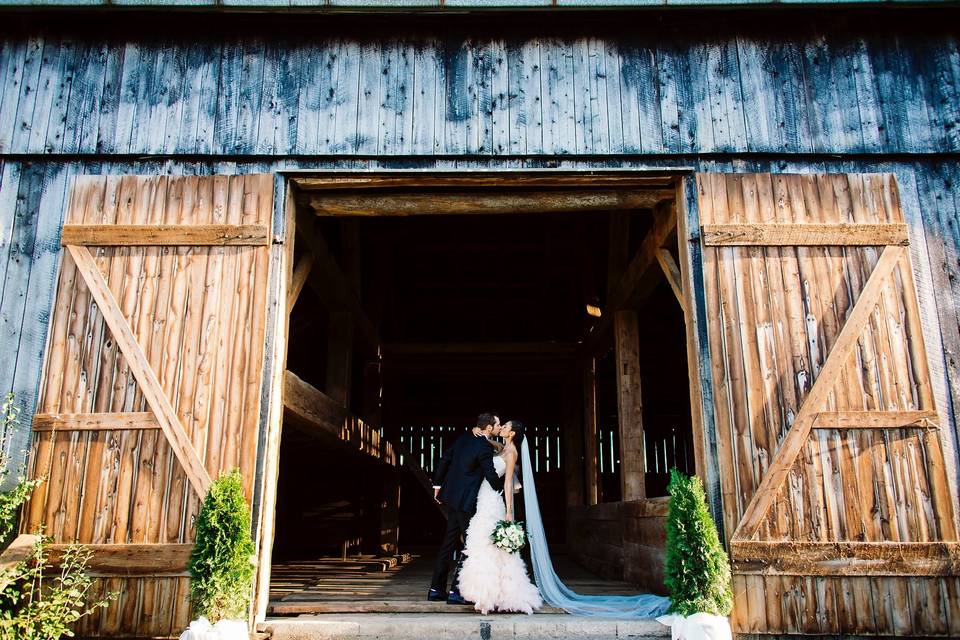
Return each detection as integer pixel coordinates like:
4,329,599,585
1,3,959,638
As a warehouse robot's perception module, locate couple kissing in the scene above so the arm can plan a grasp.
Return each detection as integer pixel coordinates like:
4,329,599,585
427,413,542,615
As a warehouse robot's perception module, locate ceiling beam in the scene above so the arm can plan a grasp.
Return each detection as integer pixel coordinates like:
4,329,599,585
382,342,578,358
304,189,674,217
295,211,379,355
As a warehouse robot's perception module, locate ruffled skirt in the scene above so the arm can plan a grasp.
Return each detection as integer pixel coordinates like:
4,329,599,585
457,481,543,615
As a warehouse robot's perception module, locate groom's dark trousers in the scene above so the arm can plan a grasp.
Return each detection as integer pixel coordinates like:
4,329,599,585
429,432,504,594
430,506,474,595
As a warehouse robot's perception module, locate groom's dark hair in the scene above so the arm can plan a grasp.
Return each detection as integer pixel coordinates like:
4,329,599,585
476,412,498,429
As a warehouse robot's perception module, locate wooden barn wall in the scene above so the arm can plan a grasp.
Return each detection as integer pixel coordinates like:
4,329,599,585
0,17,959,159
0,157,958,502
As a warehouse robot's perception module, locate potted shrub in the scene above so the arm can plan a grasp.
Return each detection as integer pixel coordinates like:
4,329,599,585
181,470,255,640
656,468,733,640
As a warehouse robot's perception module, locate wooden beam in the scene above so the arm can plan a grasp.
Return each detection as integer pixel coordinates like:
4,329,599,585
292,174,677,191
702,223,909,246
382,342,578,357
0,534,40,589
583,358,599,506
61,224,270,246
732,245,905,542
732,541,960,577
45,543,194,576
614,311,646,501
287,252,314,312
282,369,396,466
295,213,379,354
33,412,159,431
67,245,212,497
655,248,685,310
306,189,674,217
583,203,678,355
812,410,940,429
607,212,632,298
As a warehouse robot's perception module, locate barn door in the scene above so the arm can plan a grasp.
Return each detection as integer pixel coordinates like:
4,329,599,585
22,175,274,637
696,173,960,636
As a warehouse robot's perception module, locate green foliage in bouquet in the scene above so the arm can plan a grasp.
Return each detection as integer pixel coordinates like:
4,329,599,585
664,468,733,617
0,392,115,639
188,469,255,622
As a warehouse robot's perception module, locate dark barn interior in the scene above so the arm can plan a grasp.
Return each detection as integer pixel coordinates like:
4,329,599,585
268,178,693,612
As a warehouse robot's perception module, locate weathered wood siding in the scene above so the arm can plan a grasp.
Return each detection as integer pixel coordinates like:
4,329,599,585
0,18,959,158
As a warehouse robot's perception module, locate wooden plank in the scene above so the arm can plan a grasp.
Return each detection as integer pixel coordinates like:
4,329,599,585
702,223,909,246
292,174,675,190
732,541,960,577
32,412,159,431
287,252,314,312
614,311,646,502
60,223,271,246
732,244,904,542
305,189,673,217
66,244,212,497
655,248,685,309
45,543,193,575
811,410,940,429
0,534,40,591
283,369,348,437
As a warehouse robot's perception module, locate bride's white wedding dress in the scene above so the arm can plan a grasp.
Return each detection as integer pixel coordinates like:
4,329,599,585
457,453,543,615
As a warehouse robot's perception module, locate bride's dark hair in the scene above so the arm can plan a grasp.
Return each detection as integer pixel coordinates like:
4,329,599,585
508,420,526,448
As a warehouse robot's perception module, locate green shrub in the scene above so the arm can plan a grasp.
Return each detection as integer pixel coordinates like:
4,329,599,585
188,469,255,622
664,468,733,617
0,392,115,639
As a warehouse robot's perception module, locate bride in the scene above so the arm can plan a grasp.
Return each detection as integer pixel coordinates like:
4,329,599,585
457,420,542,614
458,418,670,619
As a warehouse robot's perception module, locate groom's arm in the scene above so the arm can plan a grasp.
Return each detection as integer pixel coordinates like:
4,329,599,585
479,445,504,493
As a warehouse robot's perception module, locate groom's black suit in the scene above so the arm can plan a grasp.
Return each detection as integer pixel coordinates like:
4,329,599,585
430,432,504,595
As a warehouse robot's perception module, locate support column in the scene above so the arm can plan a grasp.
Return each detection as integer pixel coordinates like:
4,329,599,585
615,310,646,501
562,375,585,507
379,471,401,556
326,311,354,407
582,358,599,505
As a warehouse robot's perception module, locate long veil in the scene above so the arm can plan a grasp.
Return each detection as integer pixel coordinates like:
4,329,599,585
520,438,670,618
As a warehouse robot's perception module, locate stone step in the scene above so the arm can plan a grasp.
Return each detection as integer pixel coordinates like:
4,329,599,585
262,613,670,640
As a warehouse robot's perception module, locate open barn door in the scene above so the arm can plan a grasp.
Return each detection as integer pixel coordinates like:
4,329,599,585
21,175,276,637
696,173,960,635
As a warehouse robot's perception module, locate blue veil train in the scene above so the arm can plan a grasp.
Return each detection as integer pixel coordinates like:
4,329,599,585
520,439,671,618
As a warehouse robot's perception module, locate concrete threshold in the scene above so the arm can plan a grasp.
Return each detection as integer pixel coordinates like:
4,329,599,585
262,613,670,640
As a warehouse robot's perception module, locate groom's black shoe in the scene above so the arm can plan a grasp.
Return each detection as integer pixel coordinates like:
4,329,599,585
446,591,473,606
427,588,447,602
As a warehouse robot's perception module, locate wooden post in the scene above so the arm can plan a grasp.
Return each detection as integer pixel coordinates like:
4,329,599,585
614,310,646,501
326,312,354,407
379,471,401,556
562,374,585,507
582,358,599,505
361,359,382,427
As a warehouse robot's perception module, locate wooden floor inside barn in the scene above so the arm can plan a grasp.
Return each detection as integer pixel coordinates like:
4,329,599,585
269,550,639,615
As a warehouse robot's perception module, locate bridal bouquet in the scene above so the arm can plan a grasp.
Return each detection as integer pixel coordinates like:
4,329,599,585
491,520,526,554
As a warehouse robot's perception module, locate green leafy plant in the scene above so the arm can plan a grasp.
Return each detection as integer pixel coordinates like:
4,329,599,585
0,392,115,639
664,468,733,617
0,534,114,640
188,469,256,622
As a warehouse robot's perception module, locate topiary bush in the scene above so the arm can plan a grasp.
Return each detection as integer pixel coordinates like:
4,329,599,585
188,469,256,622
664,468,733,617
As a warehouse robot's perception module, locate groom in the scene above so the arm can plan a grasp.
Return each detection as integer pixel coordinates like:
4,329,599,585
427,412,505,604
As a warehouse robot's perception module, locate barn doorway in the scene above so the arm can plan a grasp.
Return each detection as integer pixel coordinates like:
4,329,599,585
266,174,696,614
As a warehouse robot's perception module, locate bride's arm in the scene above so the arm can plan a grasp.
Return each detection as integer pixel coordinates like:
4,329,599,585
503,450,518,521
